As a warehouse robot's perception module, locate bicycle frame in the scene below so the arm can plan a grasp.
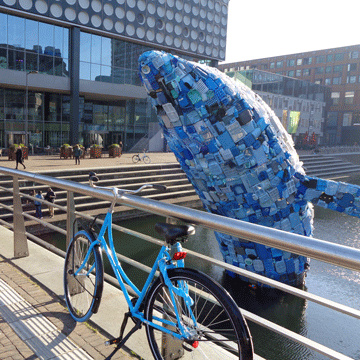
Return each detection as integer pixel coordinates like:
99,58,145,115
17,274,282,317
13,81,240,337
74,203,196,340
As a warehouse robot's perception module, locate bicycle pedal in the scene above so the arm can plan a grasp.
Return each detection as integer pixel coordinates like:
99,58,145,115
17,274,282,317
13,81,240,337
105,337,122,346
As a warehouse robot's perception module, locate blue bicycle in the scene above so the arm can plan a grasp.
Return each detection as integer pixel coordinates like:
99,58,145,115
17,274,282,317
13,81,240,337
63,173,253,359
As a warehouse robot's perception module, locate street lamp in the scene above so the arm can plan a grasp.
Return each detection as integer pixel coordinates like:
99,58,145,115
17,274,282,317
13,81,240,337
25,71,38,148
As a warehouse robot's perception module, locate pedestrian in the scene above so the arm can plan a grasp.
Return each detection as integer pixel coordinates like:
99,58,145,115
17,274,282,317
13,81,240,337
34,190,43,219
44,187,56,218
15,147,26,170
73,145,82,165
119,141,123,155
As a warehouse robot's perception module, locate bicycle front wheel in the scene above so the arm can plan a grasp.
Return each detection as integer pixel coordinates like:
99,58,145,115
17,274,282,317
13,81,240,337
144,268,253,360
64,231,104,322
143,155,151,164
132,154,140,163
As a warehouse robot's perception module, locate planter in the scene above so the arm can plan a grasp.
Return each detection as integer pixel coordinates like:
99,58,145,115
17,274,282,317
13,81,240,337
8,146,28,160
109,147,121,158
60,146,73,159
90,147,102,158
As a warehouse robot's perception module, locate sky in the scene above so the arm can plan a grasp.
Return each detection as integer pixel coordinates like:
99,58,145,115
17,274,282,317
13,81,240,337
221,0,360,64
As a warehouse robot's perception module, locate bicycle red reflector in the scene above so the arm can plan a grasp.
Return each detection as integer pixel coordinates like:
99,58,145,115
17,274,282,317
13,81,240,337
192,341,199,348
173,252,187,260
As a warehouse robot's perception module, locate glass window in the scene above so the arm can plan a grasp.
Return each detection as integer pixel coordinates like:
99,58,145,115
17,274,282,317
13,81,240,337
8,15,25,48
296,58,302,66
8,49,24,70
345,91,354,104
26,52,38,71
326,66,332,73
349,51,359,59
39,55,54,75
54,26,65,58
113,67,125,84
80,61,91,80
39,23,54,56
270,62,275,69
101,37,112,66
348,63,357,71
326,54,333,62
333,65,343,72
296,69,301,76
334,53,344,61
0,13,7,46
303,57,312,65
288,70,294,77
261,63,268,70
91,34,101,64
315,67,324,74
316,55,325,63
287,59,295,66
80,32,91,63
343,113,352,126
25,19,38,52
325,78,331,85
303,68,310,76
0,48,7,69
347,76,356,83
63,28,69,60
91,63,101,81
276,61,283,68
331,92,340,105
333,77,341,84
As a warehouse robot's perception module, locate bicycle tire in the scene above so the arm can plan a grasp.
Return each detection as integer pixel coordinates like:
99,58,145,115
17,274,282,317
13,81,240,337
132,154,140,163
64,231,104,322
143,155,151,164
144,268,253,360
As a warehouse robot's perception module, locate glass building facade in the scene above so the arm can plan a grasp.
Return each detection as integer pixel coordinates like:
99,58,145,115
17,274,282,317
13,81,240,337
225,69,331,146
0,0,229,151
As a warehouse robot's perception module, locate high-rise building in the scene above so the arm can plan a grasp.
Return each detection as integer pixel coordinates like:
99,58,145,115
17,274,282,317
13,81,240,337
0,0,230,150
218,45,360,145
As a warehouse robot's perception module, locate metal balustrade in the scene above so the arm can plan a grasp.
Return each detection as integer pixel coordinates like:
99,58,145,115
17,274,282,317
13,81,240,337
1,167,360,360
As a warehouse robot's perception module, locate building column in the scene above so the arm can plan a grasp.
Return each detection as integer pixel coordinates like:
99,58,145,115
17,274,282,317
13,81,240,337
69,27,80,145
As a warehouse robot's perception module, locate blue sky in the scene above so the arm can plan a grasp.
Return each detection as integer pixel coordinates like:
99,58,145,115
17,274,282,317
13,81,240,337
221,0,360,64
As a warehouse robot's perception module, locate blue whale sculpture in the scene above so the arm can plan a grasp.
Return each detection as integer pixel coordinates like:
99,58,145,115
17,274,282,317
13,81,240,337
138,50,360,287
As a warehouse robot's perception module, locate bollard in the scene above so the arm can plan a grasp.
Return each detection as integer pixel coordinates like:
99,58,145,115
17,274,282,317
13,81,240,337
13,176,28,258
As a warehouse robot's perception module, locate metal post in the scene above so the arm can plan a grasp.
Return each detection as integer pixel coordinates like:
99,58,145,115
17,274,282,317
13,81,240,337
160,217,185,360
25,71,38,147
13,176,28,258
66,190,77,249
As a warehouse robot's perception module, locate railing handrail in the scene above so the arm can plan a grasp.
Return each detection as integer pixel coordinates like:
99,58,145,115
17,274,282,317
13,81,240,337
1,166,360,360
2,167,360,272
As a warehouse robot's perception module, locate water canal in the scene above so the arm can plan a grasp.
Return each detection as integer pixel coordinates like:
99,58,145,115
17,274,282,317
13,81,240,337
43,206,360,359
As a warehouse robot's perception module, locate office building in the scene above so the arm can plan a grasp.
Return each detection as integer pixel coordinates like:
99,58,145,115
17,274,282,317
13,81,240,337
218,45,360,145
0,0,229,150
226,69,330,147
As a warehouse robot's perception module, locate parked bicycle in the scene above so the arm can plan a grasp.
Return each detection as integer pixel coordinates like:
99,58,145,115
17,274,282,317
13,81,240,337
132,150,151,164
63,172,253,359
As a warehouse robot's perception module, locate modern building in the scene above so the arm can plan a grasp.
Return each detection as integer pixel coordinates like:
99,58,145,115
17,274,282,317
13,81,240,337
218,44,360,145
226,69,330,147
0,0,230,151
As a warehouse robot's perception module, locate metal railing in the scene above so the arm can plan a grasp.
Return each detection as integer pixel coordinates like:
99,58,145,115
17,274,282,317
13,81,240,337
1,166,360,360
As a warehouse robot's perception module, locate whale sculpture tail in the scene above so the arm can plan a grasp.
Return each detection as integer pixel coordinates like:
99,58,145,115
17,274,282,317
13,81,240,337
138,50,360,287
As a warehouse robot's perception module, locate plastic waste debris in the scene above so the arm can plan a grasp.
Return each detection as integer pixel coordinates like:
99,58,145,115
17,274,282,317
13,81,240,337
138,50,360,287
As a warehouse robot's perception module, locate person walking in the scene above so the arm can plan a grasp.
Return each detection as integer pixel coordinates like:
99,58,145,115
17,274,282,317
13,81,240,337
34,190,43,219
15,147,26,169
73,145,82,165
44,187,56,218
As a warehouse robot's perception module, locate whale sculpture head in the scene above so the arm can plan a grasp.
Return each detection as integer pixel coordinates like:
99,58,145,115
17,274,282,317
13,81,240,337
138,50,316,286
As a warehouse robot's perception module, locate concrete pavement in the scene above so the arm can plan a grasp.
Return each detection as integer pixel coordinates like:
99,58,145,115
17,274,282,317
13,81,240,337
0,152,178,173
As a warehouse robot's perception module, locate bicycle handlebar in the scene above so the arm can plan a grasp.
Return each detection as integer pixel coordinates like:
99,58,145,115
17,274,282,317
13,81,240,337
88,172,167,195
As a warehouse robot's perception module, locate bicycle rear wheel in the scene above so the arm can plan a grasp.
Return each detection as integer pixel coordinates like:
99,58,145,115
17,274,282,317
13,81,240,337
64,231,104,322
132,154,140,163
144,268,253,360
143,155,151,164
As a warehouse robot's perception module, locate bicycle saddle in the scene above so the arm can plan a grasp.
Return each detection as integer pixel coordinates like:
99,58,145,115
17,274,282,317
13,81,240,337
155,222,195,244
